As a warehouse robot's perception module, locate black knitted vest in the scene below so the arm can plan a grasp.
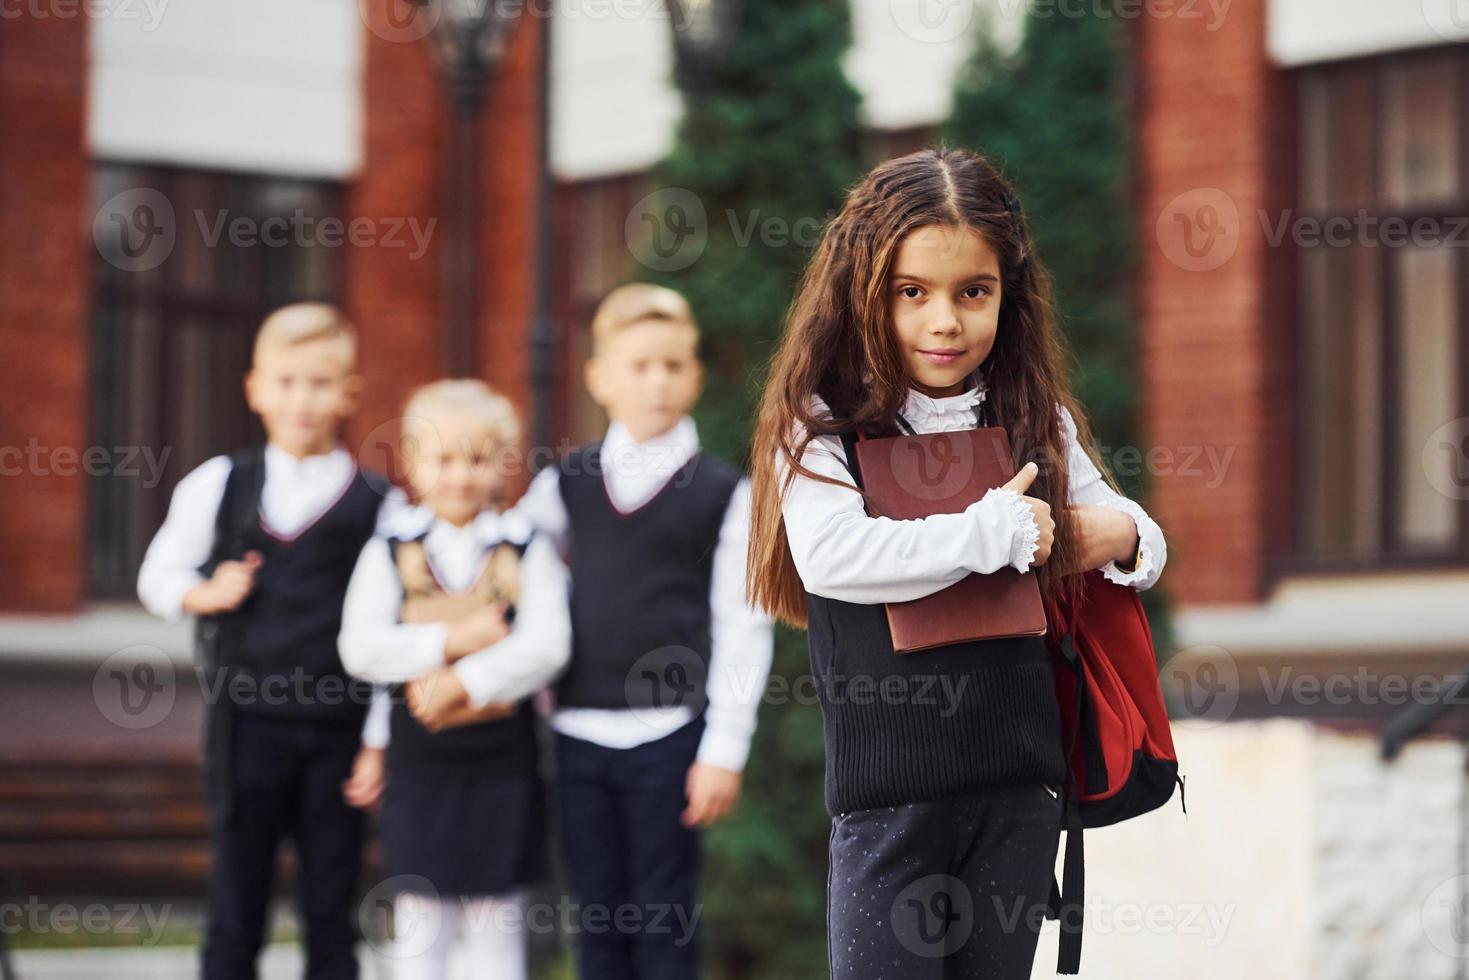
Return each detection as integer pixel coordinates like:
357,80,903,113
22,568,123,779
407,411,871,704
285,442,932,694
382,531,540,777
554,443,741,711
806,433,1066,815
199,446,385,726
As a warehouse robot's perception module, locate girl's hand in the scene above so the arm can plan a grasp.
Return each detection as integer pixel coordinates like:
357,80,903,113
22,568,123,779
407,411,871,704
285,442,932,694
342,746,386,810
183,551,263,615
1001,462,1055,566
443,603,510,663
1069,504,1140,574
683,762,742,828
406,667,471,732
428,699,519,731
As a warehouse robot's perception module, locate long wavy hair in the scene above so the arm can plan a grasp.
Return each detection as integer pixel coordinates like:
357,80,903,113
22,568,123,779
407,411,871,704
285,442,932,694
747,146,1117,628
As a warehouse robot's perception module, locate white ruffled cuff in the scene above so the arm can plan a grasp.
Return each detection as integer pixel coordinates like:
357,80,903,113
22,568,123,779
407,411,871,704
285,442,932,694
981,485,1040,573
1098,498,1158,588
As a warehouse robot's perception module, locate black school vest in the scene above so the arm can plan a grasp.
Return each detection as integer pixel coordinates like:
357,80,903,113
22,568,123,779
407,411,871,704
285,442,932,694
383,531,540,778
806,428,1068,816
201,446,386,726
554,443,741,710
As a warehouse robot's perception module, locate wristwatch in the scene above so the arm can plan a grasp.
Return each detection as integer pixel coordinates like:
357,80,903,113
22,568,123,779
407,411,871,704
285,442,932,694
1115,533,1143,573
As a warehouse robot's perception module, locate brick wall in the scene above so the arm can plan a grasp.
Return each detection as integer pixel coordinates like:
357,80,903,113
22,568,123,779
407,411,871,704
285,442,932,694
346,9,547,501
0,13,89,612
0,11,548,613
1136,0,1290,605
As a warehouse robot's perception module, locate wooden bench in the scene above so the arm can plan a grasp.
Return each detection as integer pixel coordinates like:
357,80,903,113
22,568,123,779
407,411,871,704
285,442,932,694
0,754,211,898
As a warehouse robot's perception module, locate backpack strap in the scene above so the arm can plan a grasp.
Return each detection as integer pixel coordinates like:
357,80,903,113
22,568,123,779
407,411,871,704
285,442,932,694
196,445,265,826
1049,785,1086,974
837,430,865,490
195,446,266,675
387,533,438,601
202,446,266,579
1048,631,1089,974
389,528,532,622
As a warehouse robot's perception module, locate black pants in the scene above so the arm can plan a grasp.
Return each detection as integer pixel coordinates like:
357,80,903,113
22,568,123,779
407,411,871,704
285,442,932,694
202,711,364,980
554,719,704,980
827,782,1061,980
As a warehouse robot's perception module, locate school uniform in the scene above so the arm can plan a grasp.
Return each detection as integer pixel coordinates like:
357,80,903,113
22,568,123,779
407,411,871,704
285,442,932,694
137,443,405,980
339,507,571,898
340,506,570,980
511,416,776,980
779,379,1166,980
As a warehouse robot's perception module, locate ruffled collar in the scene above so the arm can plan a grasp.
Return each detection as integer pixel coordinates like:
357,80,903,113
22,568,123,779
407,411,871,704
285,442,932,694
900,377,988,432
386,504,532,548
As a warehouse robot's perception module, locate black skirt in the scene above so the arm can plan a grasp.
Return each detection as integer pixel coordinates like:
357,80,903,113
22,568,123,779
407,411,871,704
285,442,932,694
378,765,547,898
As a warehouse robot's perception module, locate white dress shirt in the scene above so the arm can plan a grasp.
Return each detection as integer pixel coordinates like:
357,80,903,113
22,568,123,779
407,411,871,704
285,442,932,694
338,506,573,728
780,380,1166,604
511,415,776,774
136,443,409,622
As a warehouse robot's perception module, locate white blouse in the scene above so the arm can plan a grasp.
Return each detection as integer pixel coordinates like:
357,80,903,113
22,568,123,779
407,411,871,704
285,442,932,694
779,381,1166,604
510,415,775,773
137,444,409,622
338,506,572,720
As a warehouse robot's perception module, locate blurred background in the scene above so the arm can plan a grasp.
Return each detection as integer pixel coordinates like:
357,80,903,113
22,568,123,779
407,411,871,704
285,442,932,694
2,0,1469,976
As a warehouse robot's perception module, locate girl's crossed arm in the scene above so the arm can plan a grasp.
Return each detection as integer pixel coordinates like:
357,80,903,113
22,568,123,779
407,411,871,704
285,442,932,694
779,408,1044,606
779,401,1168,605
1060,406,1167,591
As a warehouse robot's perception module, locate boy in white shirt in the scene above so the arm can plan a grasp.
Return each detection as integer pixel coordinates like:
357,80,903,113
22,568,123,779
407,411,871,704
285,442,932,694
137,304,403,980
449,283,774,980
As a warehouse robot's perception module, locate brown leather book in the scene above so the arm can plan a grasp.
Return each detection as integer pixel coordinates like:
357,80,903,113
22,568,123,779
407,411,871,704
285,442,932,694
852,426,1048,653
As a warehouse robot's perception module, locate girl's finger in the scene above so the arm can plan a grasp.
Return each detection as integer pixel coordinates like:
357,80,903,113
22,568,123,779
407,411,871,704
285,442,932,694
1001,461,1038,493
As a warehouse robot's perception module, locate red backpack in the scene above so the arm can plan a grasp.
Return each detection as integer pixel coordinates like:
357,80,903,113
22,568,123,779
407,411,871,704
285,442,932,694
1042,569,1185,974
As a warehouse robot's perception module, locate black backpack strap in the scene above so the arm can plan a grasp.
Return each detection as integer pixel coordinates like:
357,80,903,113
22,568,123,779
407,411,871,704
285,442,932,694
1045,631,1089,974
195,447,266,665
385,531,435,601
385,532,429,565
196,445,264,825
836,430,864,490
201,446,266,578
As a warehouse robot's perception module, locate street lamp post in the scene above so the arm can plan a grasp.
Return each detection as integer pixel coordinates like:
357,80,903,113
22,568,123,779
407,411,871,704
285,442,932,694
412,0,522,375
666,0,745,93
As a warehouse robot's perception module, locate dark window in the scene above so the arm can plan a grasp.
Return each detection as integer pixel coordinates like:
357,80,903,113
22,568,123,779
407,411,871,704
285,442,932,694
1293,49,1468,569
88,163,344,598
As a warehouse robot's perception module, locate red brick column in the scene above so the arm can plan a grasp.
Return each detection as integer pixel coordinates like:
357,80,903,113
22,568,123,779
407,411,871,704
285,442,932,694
0,14,90,611
347,6,546,499
1136,0,1289,605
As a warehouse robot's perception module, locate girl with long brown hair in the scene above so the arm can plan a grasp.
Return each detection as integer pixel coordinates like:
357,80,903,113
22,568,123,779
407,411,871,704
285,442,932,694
746,147,1166,978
